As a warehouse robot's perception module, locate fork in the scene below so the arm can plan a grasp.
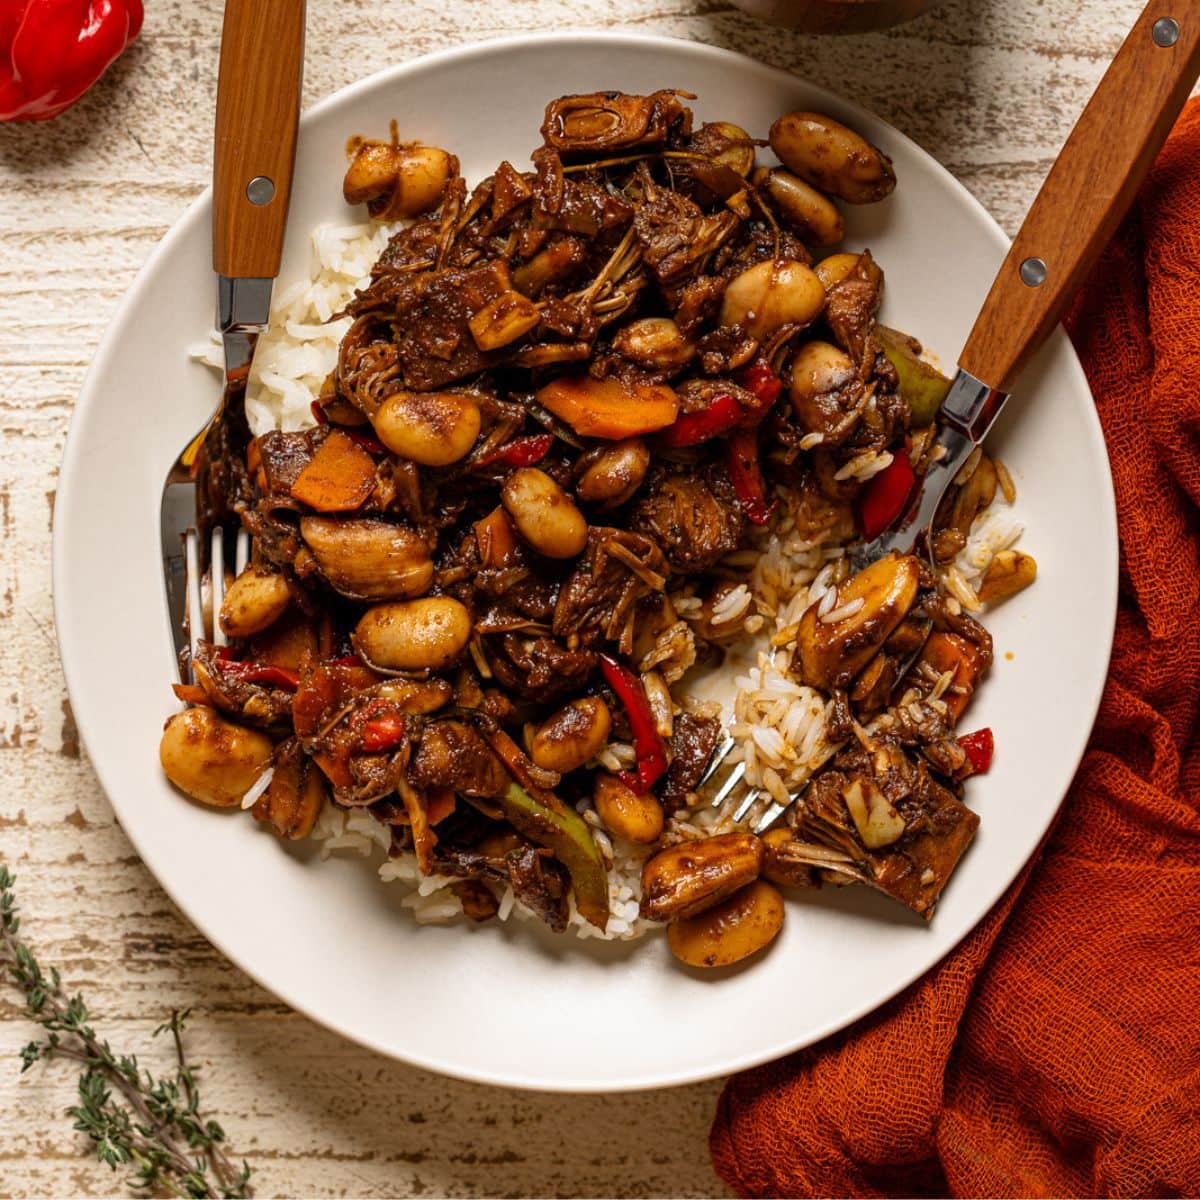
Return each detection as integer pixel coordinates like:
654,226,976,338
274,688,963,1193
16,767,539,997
701,0,1200,830
159,0,305,673
183,525,252,673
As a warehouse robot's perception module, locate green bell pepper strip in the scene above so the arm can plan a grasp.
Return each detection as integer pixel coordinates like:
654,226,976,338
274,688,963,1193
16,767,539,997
485,728,609,931
497,782,610,932
874,325,952,426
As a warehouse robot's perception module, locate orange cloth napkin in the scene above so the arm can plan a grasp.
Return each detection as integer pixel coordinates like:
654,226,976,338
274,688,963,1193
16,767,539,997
710,100,1200,1199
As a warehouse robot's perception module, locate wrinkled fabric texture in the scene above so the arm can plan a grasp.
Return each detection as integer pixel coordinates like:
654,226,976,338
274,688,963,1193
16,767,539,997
711,101,1200,1199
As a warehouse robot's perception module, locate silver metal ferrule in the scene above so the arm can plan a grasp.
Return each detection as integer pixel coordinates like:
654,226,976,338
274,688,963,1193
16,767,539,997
217,275,273,382
217,275,273,332
938,368,1009,444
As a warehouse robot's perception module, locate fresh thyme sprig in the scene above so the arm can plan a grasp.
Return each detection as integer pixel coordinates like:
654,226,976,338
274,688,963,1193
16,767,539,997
0,866,252,1199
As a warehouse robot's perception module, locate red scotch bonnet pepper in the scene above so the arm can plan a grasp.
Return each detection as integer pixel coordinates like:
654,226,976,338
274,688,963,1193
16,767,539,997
0,0,143,121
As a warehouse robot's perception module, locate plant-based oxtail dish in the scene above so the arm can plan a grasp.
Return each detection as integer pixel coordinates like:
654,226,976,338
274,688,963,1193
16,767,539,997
164,91,1036,968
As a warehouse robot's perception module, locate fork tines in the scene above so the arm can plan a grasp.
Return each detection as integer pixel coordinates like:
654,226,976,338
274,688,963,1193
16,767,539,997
698,729,798,832
185,524,250,680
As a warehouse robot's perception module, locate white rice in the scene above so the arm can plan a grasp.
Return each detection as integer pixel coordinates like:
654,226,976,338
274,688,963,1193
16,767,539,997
834,448,893,482
199,220,1030,942
710,583,752,626
821,596,864,624
240,766,274,810
948,500,1025,591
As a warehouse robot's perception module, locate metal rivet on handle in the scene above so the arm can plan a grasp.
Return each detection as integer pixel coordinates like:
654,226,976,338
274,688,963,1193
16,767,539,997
246,176,276,206
1020,257,1047,287
1152,17,1180,47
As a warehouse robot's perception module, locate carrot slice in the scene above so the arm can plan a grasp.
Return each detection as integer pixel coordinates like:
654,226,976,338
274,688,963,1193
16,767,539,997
920,631,985,720
290,429,376,512
536,375,678,439
474,505,519,568
426,786,457,826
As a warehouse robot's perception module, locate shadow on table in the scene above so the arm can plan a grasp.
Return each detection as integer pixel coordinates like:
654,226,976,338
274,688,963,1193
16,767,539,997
683,0,992,178
0,45,149,172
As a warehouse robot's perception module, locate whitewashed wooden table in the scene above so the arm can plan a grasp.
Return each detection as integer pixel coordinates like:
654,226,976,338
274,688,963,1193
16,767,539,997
0,0,1146,1194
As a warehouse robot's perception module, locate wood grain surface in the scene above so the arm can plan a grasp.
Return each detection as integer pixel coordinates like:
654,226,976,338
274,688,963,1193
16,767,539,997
0,0,1150,1195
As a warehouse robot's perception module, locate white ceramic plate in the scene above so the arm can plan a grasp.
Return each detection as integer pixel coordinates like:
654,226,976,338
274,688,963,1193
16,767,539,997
54,33,1117,1092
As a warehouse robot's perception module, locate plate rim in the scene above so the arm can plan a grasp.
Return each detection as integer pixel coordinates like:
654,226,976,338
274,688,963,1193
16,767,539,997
53,30,1119,1092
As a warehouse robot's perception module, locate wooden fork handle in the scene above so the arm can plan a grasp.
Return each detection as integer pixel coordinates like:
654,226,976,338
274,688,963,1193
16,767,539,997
958,0,1200,393
212,0,306,279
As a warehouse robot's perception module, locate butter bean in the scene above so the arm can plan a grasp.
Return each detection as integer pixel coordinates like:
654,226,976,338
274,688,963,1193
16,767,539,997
575,439,651,507
813,252,863,291
769,111,896,205
300,516,433,601
593,774,664,845
667,880,784,968
344,142,454,220
354,597,471,672
612,318,696,374
640,832,763,922
218,566,291,639
796,554,920,691
501,467,588,559
720,258,825,339
530,697,612,774
372,391,481,466
789,340,857,406
764,169,844,246
704,121,756,177
159,706,274,808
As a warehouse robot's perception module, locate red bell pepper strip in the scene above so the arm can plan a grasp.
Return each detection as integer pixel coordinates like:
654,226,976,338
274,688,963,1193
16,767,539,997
218,660,301,693
856,451,916,540
724,428,775,525
0,0,144,122
958,727,994,775
598,654,669,793
310,399,329,425
656,393,742,448
736,360,783,412
476,432,554,468
359,712,407,754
